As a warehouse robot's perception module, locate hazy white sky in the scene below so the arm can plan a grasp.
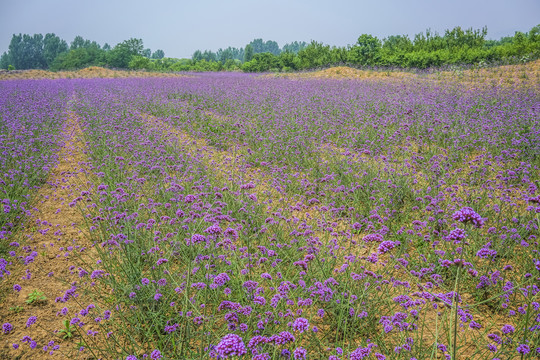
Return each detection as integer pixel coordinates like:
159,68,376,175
1,0,539,58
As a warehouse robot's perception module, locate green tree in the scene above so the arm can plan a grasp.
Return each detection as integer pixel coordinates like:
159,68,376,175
282,41,308,54
382,35,413,52
122,38,144,55
129,55,153,70
217,47,234,63
142,48,151,58
243,44,254,63
528,24,540,56
248,39,281,55
43,33,68,68
50,46,105,70
348,34,381,66
0,52,11,69
107,38,144,68
278,50,299,71
152,49,165,59
70,36,100,50
7,33,47,69
297,41,333,69
265,40,280,55
242,52,279,72
192,50,203,62
203,50,217,62
250,39,265,53
70,35,86,50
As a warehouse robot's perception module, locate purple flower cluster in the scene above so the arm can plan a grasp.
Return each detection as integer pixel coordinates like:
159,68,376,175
215,334,247,358
452,207,484,228
2,323,13,334
214,272,231,286
291,317,309,333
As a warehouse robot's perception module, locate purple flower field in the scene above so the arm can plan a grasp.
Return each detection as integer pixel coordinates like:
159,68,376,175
1,70,540,359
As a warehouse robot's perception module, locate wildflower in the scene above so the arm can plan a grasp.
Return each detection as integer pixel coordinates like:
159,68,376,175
363,234,384,242
476,247,497,259
191,282,206,289
204,224,222,235
452,207,484,228
291,317,309,333
150,349,162,359
261,273,272,280
248,335,269,352
487,333,501,344
156,258,168,266
26,316,37,328
293,347,307,360
254,353,271,360
446,228,466,242
469,321,481,329
214,273,231,286
501,324,515,334
516,344,530,354
215,334,247,358
273,331,295,345
13,284,21,292
378,241,398,254
526,195,540,204
349,345,372,359
2,323,13,334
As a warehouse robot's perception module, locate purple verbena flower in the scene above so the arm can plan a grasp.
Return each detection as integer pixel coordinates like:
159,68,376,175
215,334,247,358
517,344,530,354
291,317,309,333
25,316,37,328
2,323,13,334
293,347,307,360
452,207,484,228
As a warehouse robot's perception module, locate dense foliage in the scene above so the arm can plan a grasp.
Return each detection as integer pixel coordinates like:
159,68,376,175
130,26,540,72
1,25,539,72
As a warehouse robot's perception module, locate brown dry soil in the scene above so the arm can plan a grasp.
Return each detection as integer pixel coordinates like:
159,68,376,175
0,66,185,81
0,108,94,359
268,66,415,81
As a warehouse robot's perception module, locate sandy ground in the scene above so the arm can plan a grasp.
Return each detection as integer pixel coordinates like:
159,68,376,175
0,66,185,80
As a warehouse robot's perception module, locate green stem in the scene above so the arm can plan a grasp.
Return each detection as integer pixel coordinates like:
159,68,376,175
452,265,461,360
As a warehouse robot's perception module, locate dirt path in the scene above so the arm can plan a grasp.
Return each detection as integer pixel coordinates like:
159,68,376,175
0,102,92,359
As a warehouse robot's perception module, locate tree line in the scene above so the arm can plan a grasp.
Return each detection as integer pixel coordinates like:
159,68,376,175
1,25,539,73
0,34,164,71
